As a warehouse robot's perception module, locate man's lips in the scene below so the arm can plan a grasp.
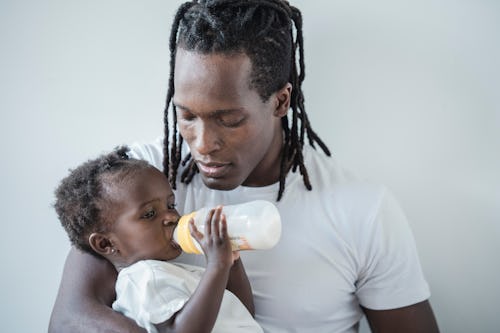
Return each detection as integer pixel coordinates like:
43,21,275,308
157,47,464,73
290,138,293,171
196,161,231,178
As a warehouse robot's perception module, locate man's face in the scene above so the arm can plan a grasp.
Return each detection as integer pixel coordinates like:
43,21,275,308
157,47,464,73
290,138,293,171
173,48,286,190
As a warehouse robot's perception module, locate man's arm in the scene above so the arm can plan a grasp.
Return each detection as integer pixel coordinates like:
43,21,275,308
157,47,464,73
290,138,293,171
363,300,439,333
48,247,146,333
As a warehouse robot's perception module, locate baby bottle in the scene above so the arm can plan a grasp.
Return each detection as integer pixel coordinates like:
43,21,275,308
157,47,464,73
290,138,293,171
173,200,281,254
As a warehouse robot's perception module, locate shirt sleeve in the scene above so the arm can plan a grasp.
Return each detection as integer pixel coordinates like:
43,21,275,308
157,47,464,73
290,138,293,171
112,261,191,328
127,136,164,171
355,188,431,310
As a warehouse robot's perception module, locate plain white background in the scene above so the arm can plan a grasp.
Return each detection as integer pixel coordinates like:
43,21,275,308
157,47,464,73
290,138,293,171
1,0,498,332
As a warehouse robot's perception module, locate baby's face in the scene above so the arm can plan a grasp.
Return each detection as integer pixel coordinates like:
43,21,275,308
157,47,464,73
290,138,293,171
105,167,182,266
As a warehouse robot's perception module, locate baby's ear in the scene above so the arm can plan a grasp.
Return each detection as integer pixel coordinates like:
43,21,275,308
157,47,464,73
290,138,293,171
88,233,114,256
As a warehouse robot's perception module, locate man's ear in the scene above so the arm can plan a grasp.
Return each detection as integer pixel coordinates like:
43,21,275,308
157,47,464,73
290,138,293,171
88,232,114,256
273,82,292,117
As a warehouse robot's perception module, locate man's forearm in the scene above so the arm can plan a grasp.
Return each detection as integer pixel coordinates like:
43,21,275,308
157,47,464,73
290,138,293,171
49,247,145,333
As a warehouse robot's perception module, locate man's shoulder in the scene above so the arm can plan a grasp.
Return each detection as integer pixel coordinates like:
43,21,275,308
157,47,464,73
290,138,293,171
302,145,389,213
303,145,367,187
127,137,164,170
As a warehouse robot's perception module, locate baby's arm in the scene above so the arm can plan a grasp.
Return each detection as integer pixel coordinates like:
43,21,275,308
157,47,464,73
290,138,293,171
226,257,255,316
155,207,235,333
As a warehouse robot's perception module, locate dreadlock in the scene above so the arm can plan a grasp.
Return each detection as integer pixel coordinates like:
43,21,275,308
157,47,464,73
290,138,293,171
163,0,331,200
53,146,150,255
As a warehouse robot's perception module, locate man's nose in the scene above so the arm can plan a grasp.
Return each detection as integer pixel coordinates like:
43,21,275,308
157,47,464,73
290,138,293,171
193,122,221,155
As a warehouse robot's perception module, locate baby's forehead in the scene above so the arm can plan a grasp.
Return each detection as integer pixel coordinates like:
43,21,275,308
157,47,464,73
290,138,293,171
99,165,155,192
105,165,166,186
100,167,173,210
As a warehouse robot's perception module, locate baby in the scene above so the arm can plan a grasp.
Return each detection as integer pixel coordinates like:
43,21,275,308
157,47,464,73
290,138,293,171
54,146,262,333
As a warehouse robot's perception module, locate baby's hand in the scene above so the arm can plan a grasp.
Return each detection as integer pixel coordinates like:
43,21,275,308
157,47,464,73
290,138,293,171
232,250,240,262
189,206,235,269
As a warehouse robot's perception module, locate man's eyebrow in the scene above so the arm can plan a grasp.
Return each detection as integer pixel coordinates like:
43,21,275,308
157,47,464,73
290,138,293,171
173,102,244,115
172,102,191,112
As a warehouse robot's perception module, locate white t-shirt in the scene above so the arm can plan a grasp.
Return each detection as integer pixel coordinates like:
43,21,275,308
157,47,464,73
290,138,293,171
129,137,430,333
112,260,263,333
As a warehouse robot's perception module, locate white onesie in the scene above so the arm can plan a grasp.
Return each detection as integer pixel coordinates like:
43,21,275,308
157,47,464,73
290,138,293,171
112,260,263,333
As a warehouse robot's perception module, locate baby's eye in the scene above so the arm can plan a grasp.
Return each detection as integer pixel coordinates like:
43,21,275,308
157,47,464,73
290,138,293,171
142,209,156,219
167,203,177,210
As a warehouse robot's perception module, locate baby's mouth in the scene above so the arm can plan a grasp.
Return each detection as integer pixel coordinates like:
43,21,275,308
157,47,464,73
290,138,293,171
171,239,181,250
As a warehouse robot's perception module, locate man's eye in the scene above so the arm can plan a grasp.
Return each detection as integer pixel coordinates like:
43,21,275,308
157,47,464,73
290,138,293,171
220,116,245,128
178,111,196,122
142,209,156,219
181,115,195,122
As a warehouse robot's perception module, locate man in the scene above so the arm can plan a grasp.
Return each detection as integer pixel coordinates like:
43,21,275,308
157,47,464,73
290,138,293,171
49,1,439,332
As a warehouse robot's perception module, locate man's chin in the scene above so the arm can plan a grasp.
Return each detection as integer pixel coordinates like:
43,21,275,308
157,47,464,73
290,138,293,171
201,175,240,191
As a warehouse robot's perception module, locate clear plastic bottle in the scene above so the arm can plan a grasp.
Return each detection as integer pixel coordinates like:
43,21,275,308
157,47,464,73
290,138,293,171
173,200,281,254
